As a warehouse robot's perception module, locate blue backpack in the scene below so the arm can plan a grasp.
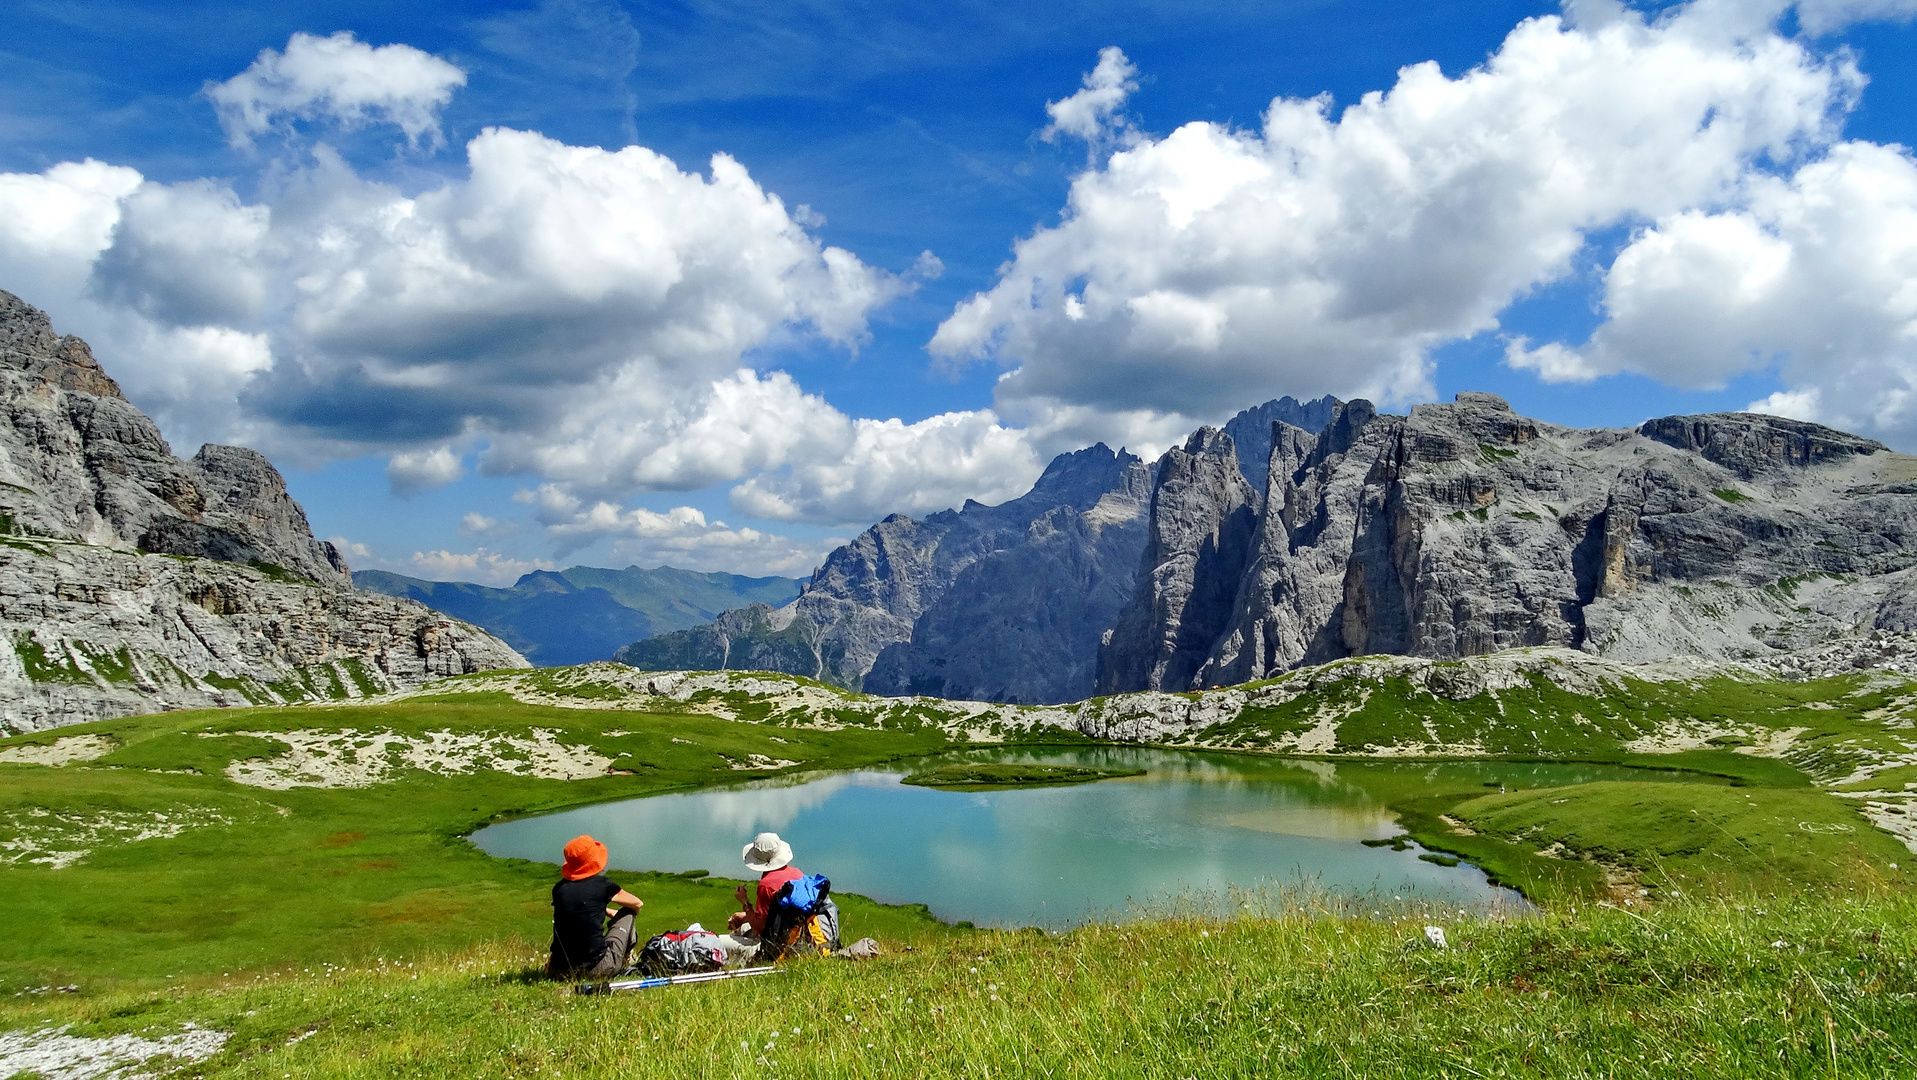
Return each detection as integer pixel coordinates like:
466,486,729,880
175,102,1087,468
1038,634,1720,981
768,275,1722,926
763,873,840,960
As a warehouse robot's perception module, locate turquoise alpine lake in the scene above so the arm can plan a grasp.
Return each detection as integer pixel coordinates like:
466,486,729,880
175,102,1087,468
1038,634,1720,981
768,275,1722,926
469,748,1706,928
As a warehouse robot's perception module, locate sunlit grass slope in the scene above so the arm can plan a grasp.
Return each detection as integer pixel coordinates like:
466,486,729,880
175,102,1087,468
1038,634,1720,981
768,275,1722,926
0,693,965,988
3,658,1915,992
3,893,1912,1078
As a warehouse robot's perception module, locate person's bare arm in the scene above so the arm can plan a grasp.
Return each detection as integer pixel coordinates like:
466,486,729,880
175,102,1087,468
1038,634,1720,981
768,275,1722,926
610,889,643,910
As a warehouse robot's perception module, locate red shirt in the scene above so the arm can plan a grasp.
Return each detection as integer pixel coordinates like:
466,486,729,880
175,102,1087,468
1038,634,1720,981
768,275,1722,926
748,865,803,934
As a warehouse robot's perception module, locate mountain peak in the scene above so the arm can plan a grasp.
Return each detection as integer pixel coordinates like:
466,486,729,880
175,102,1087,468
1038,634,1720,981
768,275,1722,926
0,289,125,400
1224,394,1342,494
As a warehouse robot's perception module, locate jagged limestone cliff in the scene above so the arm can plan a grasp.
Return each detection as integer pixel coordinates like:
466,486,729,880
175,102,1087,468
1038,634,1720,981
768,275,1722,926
0,291,528,732
616,396,1347,703
1102,392,1917,692
620,444,1153,701
1221,393,1340,495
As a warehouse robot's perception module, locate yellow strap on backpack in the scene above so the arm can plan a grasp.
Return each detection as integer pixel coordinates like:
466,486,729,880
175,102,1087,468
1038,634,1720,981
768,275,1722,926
806,916,829,945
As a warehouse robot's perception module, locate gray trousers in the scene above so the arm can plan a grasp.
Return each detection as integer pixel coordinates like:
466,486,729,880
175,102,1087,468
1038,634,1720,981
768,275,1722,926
581,908,638,978
714,931,762,966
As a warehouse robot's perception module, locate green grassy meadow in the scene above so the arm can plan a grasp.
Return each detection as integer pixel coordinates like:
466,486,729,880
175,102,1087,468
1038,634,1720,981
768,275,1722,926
0,694,960,989
0,660,1914,1076
4,894,1913,1078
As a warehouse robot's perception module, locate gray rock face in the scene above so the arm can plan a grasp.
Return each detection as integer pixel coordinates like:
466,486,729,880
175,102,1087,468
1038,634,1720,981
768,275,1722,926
0,291,528,731
0,290,348,583
1222,394,1341,494
1096,428,1259,694
864,463,1153,704
622,444,1153,702
1108,391,1917,689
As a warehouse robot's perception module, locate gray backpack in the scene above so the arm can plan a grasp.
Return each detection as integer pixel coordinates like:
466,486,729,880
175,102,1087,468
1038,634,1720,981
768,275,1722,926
633,928,726,975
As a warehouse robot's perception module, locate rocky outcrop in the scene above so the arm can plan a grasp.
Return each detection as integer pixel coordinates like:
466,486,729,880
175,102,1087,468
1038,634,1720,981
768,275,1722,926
863,465,1153,703
1222,394,1341,494
0,291,528,731
1108,391,1917,690
621,444,1153,702
1096,428,1259,694
623,388,1917,703
0,291,349,583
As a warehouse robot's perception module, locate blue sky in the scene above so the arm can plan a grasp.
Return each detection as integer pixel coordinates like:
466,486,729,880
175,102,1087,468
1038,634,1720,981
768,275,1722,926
5,0,1917,584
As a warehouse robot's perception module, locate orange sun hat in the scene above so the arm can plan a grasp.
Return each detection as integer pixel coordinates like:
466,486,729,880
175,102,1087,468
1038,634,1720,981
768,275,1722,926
561,835,608,880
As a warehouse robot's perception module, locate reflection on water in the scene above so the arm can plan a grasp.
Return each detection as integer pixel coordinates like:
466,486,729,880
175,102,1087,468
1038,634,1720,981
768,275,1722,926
469,749,1695,928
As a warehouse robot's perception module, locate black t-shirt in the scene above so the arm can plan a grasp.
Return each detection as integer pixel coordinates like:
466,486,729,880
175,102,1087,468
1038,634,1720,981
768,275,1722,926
550,875,620,972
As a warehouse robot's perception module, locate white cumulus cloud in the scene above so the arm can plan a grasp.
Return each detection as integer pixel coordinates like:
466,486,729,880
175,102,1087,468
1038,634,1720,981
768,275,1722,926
527,486,842,575
1511,138,1917,441
459,512,516,537
933,2,1866,425
1041,46,1140,146
0,118,910,474
406,547,556,587
492,366,1050,525
0,160,142,299
206,31,467,148
730,408,1044,523
387,446,465,496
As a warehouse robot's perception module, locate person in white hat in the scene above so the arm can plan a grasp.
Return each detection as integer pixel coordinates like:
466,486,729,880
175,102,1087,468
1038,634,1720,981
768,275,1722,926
717,831,803,960
731,832,802,932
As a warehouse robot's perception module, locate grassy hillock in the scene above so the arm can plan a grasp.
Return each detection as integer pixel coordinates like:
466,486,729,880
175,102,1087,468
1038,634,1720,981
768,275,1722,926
901,762,1145,789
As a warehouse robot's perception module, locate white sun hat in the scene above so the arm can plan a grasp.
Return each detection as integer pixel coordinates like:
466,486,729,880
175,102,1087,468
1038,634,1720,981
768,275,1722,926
742,831,793,873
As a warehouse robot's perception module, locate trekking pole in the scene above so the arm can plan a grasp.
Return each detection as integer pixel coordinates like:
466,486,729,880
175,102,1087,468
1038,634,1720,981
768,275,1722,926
576,966,785,995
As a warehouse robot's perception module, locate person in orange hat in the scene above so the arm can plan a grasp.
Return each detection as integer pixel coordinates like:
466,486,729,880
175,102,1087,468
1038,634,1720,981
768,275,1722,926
547,834,644,978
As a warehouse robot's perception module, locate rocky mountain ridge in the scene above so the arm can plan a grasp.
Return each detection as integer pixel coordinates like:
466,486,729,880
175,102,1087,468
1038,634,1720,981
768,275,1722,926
617,396,1343,703
619,442,1153,702
627,388,1917,705
1102,392,1917,692
0,291,527,732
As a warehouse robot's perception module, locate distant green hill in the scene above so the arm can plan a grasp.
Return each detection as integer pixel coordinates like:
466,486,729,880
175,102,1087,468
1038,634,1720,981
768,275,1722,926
352,565,802,666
